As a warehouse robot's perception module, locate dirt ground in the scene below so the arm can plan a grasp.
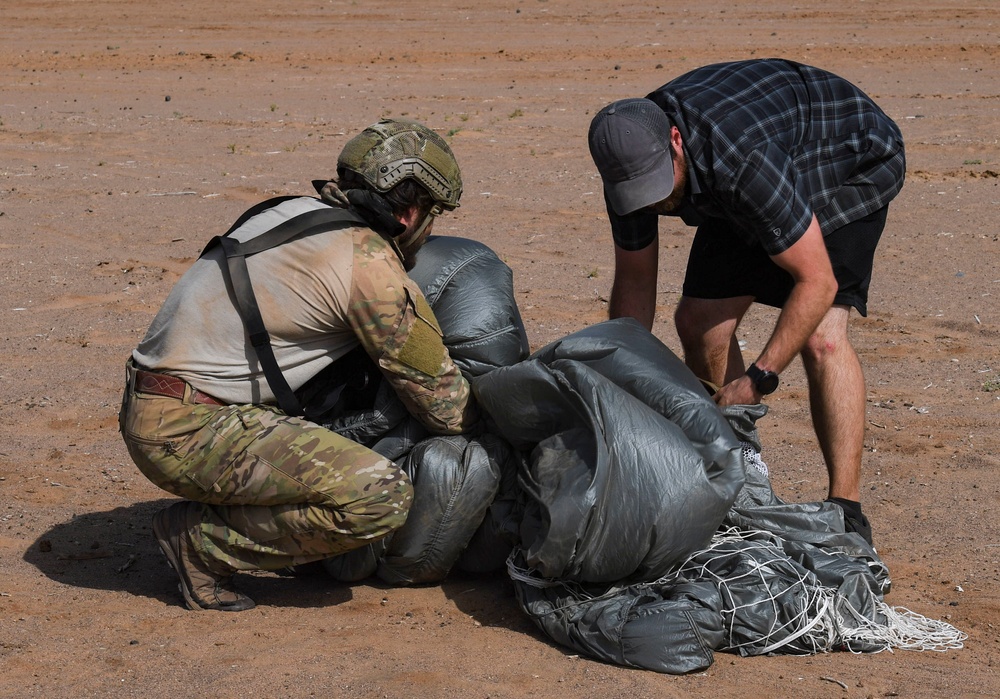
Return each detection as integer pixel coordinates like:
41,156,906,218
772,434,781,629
1,1,998,697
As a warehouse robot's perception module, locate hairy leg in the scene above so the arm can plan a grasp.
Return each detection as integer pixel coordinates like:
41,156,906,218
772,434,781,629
800,305,864,501
674,295,754,386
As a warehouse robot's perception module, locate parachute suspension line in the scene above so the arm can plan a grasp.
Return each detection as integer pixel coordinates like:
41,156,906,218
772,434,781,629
837,600,968,653
506,549,628,617
509,527,966,654
665,527,968,655
670,528,837,655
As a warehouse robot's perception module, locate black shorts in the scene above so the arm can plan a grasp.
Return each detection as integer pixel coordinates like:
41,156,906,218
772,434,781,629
681,206,889,317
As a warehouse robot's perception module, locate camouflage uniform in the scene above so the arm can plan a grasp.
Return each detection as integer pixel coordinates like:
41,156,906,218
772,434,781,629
120,196,475,573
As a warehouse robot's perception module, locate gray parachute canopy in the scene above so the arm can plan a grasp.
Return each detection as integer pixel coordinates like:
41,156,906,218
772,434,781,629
314,235,965,673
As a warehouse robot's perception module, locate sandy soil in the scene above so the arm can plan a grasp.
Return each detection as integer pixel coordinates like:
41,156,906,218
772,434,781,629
2,1,999,697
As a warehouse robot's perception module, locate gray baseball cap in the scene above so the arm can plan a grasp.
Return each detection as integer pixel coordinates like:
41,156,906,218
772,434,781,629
588,98,674,216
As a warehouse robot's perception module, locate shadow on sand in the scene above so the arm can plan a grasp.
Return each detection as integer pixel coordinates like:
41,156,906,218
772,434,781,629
23,498,532,633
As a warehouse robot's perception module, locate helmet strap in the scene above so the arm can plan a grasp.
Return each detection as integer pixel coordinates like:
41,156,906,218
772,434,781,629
394,203,443,268
412,204,443,239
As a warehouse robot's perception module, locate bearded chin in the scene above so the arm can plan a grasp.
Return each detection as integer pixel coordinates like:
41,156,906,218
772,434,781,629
402,248,418,271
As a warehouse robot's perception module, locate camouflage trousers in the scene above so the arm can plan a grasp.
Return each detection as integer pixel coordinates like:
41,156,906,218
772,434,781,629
119,361,413,573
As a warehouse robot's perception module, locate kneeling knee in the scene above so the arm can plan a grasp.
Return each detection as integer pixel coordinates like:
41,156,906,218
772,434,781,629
353,468,414,537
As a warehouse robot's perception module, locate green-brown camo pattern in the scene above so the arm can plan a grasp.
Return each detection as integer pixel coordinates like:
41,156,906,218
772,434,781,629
121,384,412,571
346,230,477,435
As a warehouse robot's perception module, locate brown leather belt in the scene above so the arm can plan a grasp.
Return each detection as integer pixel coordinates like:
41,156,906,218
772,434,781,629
134,369,227,406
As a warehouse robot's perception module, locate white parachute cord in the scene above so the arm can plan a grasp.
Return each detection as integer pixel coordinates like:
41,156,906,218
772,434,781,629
834,598,968,652
755,591,834,655
505,549,627,616
685,534,836,655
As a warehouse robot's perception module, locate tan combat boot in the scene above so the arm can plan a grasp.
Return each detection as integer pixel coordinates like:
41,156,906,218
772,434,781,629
152,501,256,612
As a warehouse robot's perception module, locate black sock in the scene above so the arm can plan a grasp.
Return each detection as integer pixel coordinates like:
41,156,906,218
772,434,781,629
826,497,864,519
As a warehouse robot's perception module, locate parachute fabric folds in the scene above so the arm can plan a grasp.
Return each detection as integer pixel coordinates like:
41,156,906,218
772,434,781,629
470,319,746,673
406,235,530,376
314,236,965,673
473,319,746,582
322,235,529,584
509,567,728,674
377,433,513,585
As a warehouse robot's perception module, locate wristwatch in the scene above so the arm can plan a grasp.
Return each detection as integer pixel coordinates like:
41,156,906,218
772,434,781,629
746,363,779,395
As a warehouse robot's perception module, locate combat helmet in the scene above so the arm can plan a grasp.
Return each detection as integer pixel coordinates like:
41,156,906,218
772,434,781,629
337,118,462,211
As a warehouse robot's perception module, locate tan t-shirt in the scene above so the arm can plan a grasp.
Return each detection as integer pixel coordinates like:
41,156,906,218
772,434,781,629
134,197,473,434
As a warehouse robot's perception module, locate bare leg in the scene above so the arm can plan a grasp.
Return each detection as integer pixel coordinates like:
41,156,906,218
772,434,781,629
800,305,864,501
674,295,754,386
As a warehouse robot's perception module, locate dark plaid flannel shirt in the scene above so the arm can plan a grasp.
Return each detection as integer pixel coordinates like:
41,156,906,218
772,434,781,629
608,59,905,254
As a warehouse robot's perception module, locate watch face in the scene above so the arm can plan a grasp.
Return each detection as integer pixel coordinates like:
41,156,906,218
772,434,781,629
757,372,779,395
748,364,779,395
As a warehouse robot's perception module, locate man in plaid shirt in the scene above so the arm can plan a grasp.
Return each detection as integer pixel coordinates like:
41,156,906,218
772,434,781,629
588,59,906,544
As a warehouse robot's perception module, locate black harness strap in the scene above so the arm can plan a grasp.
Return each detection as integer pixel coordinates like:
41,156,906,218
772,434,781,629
201,199,368,417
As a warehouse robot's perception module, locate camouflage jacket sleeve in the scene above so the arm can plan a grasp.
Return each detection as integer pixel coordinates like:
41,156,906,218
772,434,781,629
346,231,477,435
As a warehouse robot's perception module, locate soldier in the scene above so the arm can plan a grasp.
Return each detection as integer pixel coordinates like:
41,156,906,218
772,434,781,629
119,118,477,611
588,60,906,544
